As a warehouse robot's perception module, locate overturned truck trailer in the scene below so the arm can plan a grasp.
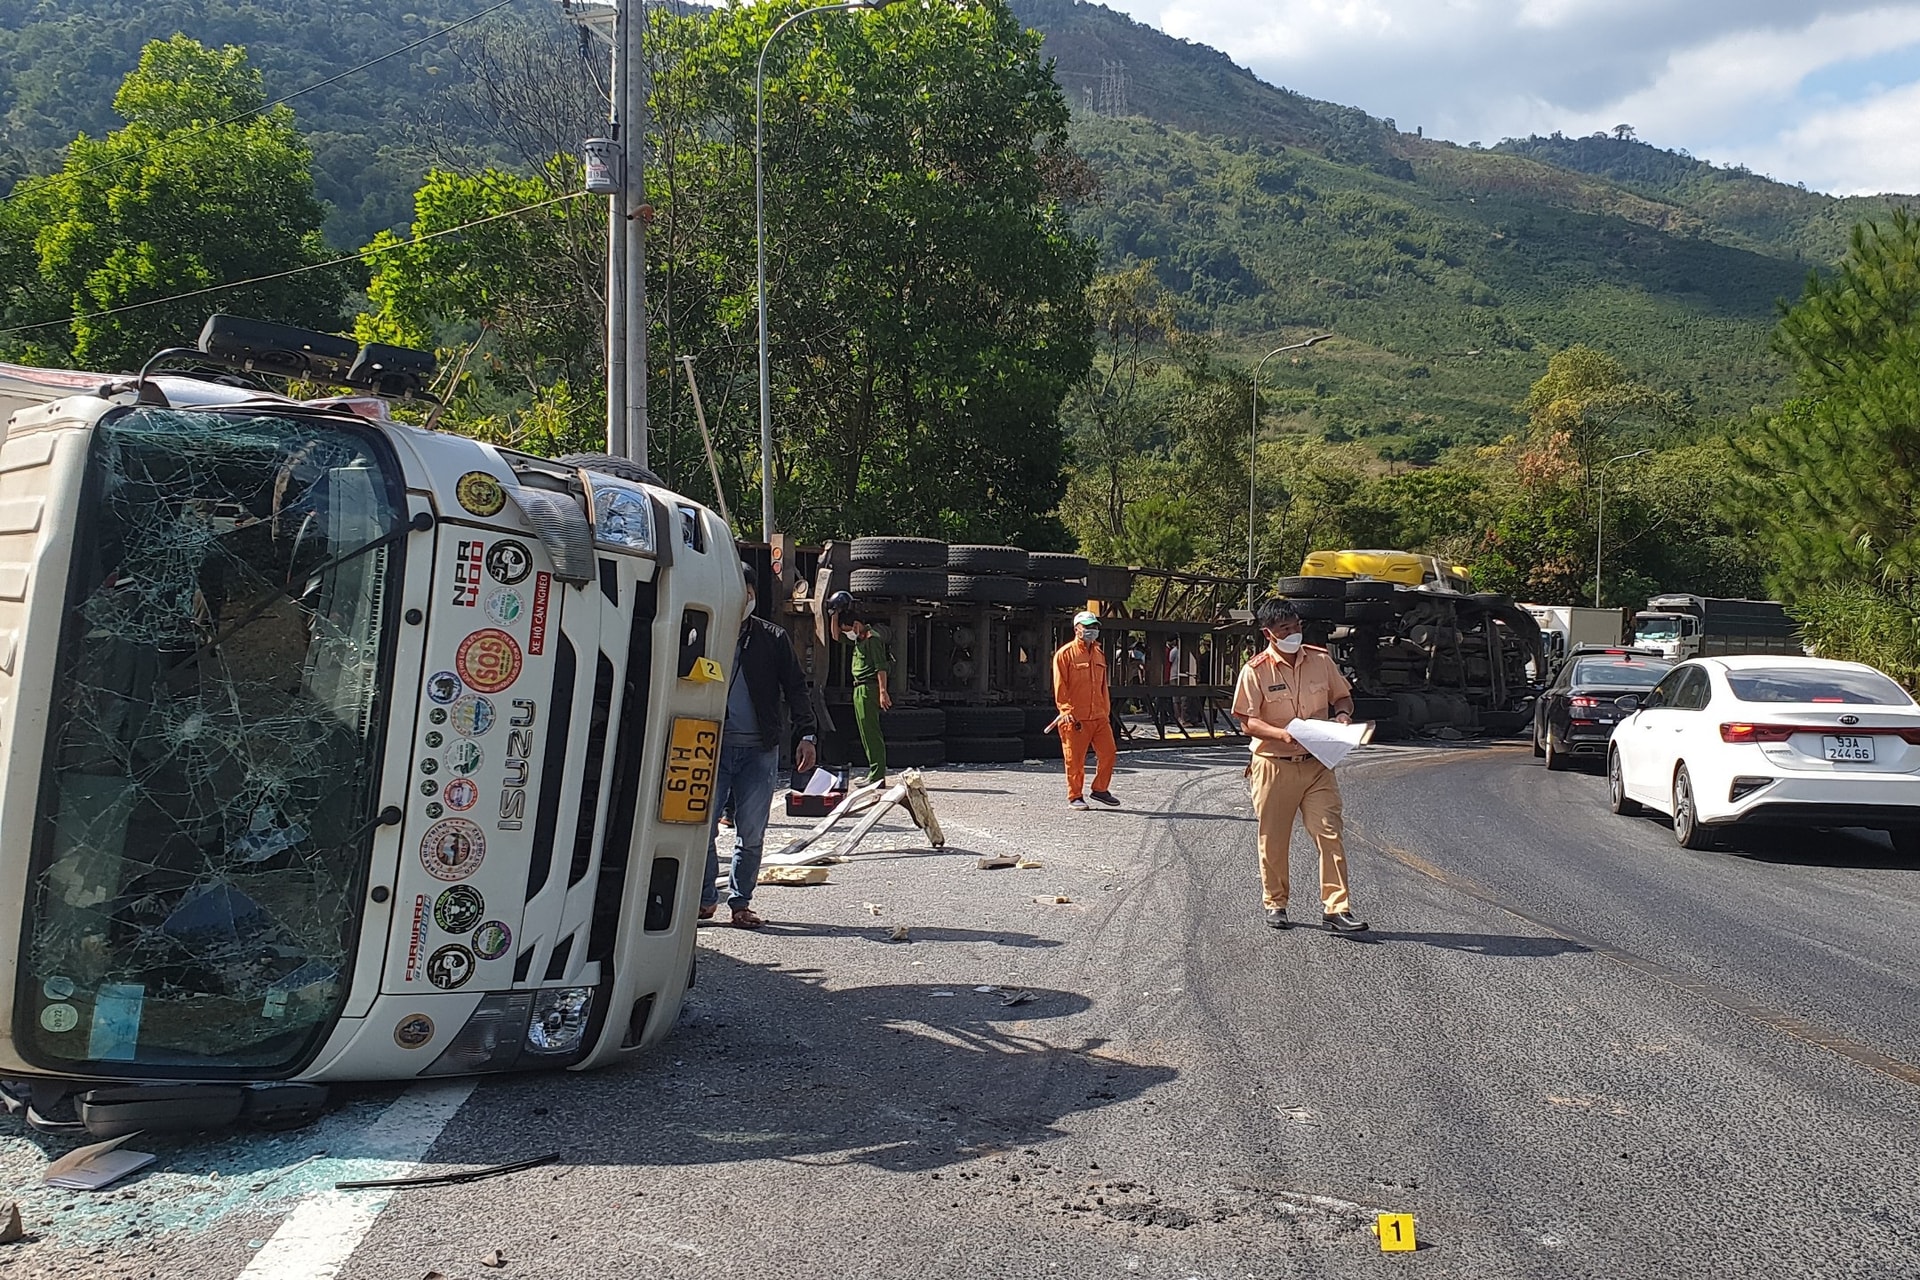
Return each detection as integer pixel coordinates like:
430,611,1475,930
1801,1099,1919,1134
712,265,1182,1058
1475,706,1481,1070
1275,564,1543,739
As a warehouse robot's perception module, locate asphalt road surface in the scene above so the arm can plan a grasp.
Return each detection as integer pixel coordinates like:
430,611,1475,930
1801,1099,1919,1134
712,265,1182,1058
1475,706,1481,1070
6,742,1919,1279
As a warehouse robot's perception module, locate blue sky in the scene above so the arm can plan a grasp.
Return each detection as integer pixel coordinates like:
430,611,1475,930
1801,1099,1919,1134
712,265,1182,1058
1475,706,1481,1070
1091,1,1920,195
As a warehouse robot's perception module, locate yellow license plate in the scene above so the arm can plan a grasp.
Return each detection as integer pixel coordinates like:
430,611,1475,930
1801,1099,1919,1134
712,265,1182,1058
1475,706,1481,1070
659,717,721,824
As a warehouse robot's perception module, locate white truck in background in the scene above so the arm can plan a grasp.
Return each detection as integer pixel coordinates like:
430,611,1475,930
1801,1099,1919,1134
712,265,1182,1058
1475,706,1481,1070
1629,594,1801,661
1521,605,1624,677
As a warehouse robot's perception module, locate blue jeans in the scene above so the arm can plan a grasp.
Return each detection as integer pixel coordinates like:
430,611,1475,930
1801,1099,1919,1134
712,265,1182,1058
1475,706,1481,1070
703,737,779,909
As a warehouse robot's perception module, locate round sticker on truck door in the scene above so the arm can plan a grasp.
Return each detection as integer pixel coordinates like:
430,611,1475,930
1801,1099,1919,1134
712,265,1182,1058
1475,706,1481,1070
456,629,522,693
421,818,486,881
455,471,507,517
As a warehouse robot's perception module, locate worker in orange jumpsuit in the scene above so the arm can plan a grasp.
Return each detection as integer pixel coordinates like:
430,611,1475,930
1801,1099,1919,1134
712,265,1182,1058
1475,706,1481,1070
1052,610,1120,810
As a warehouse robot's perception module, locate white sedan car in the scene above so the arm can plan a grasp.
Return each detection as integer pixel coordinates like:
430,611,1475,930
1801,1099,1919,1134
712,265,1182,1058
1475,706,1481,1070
1608,655,1920,853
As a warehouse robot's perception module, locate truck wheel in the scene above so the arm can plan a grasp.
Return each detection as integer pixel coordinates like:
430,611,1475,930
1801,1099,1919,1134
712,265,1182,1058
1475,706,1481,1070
945,706,1026,737
1028,580,1090,609
1274,575,1345,599
887,739,947,768
1608,750,1643,816
880,707,946,739
1289,598,1345,622
1671,764,1714,848
849,536,948,568
1344,600,1396,624
947,573,1029,604
558,452,664,487
849,567,946,599
1345,580,1398,601
944,735,1026,763
947,545,1030,575
1026,552,1089,579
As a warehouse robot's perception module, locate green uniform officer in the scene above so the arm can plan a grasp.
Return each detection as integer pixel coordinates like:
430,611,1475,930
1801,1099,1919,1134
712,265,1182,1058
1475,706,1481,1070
829,591,892,784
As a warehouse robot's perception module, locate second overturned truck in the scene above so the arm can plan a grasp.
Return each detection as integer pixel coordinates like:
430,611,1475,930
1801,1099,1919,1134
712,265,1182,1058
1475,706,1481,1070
1279,551,1544,738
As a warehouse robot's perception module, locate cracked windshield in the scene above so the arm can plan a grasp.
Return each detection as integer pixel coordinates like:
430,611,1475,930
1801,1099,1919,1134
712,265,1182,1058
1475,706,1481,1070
21,409,399,1073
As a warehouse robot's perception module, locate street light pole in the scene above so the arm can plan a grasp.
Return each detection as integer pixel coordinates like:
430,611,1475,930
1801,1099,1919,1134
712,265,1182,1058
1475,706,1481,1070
755,0,900,542
1248,334,1331,608
1595,448,1653,608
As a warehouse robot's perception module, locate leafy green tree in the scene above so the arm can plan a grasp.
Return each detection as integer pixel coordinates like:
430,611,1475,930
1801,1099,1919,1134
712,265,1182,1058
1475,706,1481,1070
1521,343,1684,485
1730,211,1920,679
1062,263,1178,546
1,37,344,369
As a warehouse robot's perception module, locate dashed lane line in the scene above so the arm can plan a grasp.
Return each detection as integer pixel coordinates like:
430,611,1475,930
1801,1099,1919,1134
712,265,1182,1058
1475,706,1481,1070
234,1080,476,1280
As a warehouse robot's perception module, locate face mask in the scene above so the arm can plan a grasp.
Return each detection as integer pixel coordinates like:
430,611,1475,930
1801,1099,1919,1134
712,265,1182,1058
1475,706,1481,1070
1274,633,1305,654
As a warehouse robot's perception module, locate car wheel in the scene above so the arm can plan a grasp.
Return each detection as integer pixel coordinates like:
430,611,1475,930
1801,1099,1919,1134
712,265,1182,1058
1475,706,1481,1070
1608,750,1644,816
1544,734,1569,772
1671,764,1714,849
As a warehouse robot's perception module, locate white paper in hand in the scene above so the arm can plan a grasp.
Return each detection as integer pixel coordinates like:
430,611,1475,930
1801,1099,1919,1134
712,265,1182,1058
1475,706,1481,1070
1284,717,1374,769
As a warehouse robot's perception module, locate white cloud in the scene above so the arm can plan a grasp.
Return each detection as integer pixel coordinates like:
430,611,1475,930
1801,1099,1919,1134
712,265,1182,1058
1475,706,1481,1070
1084,0,1920,192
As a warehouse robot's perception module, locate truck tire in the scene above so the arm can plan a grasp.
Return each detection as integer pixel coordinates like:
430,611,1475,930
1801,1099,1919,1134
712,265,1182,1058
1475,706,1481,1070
1289,598,1345,622
945,706,1026,736
1028,580,1089,609
849,536,947,568
849,567,946,599
945,735,1026,763
1022,733,1057,759
1353,695,1399,721
947,573,1028,604
947,545,1030,575
887,739,947,768
1026,552,1089,579
1345,580,1397,601
558,452,664,487
880,707,946,739
1345,600,1397,624
1023,704,1061,732
1275,575,1345,599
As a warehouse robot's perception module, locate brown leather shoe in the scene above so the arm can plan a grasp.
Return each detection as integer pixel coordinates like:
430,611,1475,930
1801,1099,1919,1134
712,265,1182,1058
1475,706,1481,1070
729,907,765,929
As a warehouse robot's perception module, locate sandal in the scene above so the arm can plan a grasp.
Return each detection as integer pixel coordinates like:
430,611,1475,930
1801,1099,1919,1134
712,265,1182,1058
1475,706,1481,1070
697,904,717,920
728,907,765,929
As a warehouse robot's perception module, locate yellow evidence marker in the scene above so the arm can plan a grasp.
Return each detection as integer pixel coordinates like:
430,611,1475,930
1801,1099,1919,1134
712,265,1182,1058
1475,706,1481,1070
1374,1212,1417,1252
686,656,725,684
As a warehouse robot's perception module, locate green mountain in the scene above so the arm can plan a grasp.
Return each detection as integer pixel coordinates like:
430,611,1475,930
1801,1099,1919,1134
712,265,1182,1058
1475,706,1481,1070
2,0,1904,449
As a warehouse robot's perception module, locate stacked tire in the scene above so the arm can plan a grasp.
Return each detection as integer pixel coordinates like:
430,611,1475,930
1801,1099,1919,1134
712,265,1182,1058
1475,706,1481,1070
822,704,948,770
849,537,948,601
946,545,1029,604
1021,703,1061,760
1026,552,1090,611
942,704,1027,764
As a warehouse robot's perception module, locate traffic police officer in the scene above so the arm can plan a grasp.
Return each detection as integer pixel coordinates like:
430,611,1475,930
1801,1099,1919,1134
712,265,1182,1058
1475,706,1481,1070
1230,597,1368,932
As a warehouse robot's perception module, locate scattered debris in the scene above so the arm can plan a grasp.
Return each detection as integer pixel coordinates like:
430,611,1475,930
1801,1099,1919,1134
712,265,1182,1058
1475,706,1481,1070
887,926,912,943
757,865,829,886
336,1152,558,1191
43,1133,154,1191
999,991,1035,1008
862,902,885,916
0,1200,22,1245
250,1152,326,1192
762,771,945,866
1034,895,1072,905
973,985,998,993
930,990,956,998
975,854,1019,870
1017,859,1044,870
480,1249,507,1268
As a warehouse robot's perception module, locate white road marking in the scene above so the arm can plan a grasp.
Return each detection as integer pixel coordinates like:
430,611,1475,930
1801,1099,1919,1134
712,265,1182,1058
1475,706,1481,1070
234,1080,476,1280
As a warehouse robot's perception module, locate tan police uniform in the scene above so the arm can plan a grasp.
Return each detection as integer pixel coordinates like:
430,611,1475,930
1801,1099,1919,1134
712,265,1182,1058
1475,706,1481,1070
1230,645,1354,913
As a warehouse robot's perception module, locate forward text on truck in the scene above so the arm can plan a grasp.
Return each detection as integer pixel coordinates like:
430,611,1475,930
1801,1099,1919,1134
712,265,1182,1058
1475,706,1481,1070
0,318,740,1134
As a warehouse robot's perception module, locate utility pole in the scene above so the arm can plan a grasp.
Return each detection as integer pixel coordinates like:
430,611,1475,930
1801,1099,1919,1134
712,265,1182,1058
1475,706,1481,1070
570,0,648,464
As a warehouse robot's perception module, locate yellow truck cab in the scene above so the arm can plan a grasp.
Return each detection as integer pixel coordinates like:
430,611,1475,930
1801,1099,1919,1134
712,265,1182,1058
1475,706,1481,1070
0,317,739,1133
1299,549,1471,591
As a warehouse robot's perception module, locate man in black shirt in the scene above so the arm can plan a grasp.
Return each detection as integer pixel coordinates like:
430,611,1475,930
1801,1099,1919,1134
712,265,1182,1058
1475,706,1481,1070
702,564,817,928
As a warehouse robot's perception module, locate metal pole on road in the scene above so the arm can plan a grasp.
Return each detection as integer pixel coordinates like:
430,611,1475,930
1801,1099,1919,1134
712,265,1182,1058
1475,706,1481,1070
1248,334,1331,609
755,0,904,541
1595,448,1652,608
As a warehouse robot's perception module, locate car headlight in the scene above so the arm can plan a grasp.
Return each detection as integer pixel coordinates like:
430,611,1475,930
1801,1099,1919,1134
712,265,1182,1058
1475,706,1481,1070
587,478,656,556
525,986,593,1056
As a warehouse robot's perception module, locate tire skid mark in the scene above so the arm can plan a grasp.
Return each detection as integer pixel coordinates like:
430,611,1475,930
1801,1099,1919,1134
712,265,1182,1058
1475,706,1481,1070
1345,750,1920,1092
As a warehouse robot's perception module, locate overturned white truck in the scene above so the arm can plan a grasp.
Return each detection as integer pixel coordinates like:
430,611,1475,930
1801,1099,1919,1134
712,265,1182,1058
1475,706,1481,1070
0,317,739,1135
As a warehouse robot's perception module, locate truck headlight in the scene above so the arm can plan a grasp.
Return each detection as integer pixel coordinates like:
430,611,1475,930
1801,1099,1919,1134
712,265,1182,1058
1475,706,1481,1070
587,478,656,555
525,986,593,1055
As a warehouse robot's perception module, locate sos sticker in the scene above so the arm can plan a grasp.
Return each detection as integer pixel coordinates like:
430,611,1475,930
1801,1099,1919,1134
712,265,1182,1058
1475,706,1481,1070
456,629,522,694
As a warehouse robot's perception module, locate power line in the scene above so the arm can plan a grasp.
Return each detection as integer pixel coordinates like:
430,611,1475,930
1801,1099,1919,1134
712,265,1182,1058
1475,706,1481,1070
1,0,523,204
0,190,585,339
